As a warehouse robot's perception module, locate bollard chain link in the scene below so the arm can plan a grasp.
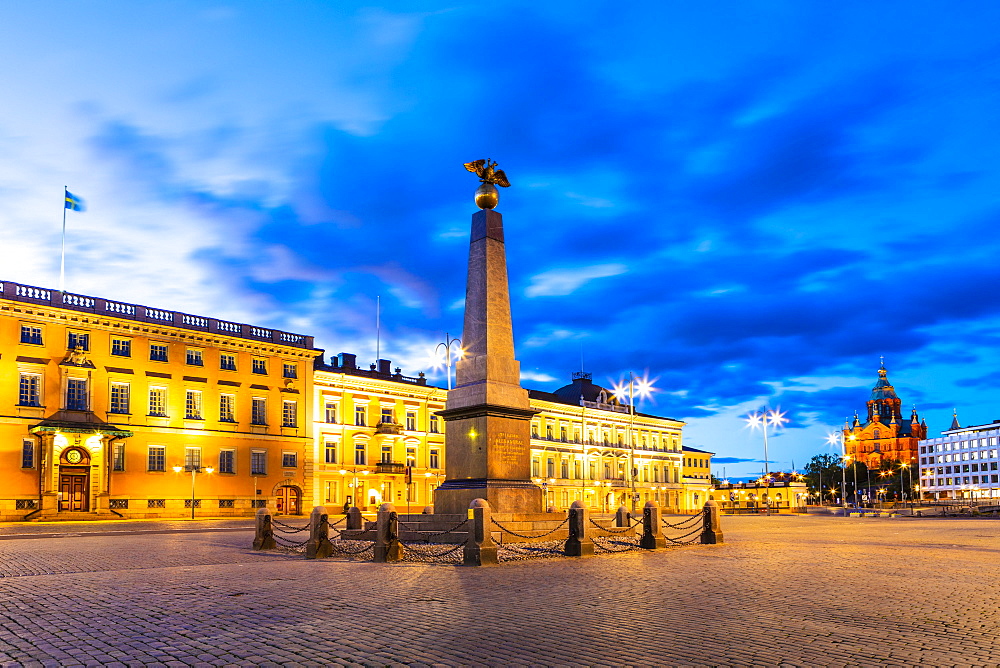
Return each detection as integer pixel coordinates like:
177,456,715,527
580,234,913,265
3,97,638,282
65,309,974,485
661,525,704,544
271,518,311,533
491,517,568,539
660,513,703,531
397,517,469,539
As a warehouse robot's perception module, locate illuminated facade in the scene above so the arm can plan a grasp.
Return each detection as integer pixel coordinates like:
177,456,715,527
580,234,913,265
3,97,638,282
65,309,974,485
526,372,686,513
844,363,927,469
681,446,714,512
919,417,1000,500
311,354,447,512
1,280,321,521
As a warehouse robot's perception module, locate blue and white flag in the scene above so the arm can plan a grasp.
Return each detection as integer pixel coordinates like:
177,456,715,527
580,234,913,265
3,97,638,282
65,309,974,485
64,189,85,212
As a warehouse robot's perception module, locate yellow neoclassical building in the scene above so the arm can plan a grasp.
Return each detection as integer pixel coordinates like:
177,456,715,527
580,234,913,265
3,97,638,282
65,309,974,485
311,353,447,512
526,372,687,513
0,279,321,521
681,446,715,512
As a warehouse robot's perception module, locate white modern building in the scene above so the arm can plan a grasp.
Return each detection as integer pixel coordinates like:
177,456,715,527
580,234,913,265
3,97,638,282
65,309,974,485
919,416,1000,500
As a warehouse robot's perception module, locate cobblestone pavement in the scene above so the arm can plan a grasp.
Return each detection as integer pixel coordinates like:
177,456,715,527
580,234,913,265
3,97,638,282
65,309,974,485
1,515,999,666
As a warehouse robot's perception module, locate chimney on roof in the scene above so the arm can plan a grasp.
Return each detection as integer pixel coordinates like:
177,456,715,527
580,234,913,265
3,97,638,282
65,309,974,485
377,359,391,375
336,352,357,369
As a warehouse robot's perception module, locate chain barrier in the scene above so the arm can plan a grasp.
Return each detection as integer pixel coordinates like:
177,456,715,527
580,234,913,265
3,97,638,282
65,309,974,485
588,518,636,535
661,525,703,545
271,518,310,533
592,535,642,553
491,517,568,540
498,541,564,560
327,515,347,527
399,541,466,563
328,540,376,556
660,512,703,531
397,517,469,540
273,533,309,548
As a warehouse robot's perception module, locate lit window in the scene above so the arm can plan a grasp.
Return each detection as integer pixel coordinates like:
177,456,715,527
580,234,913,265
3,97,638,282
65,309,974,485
66,378,88,410
282,363,297,378
381,445,392,463
406,447,416,467
219,394,236,422
150,343,169,362
184,447,201,471
220,353,237,371
429,449,440,469
18,374,41,407
355,442,367,465
252,359,267,375
430,415,440,434
67,331,89,351
20,325,43,345
219,450,235,474
324,401,337,423
111,338,131,357
251,397,267,425
324,441,338,464
185,390,203,420
109,383,130,414
282,452,297,468
250,450,267,475
355,405,367,427
282,401,297,427
112,442,125,471
380,408,395,424
147,445,166,472
186,349,204,366
406,411,417,431
148,387,167,417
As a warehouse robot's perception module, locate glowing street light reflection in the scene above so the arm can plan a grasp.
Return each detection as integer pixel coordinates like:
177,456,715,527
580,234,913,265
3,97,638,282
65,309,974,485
745,408,788,476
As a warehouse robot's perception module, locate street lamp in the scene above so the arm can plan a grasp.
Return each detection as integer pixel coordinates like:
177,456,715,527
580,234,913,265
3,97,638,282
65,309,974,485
173,465,214,520
434,333,464,391
611,371,655,513
746,409,788,477
827,432,848,513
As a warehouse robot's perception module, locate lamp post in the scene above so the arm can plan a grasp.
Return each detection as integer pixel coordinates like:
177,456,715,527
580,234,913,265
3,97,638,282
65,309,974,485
745,409,788,477
612,372,655,514
434,333,464,391
827,432,848,513
173,465,214,520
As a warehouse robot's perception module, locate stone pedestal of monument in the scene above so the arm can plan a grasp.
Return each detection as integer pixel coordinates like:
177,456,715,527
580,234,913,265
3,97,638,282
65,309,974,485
434,208,543,515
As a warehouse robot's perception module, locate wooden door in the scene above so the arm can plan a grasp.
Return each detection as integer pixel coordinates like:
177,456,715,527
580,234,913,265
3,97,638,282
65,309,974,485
275,487,300,515
59,473,89,512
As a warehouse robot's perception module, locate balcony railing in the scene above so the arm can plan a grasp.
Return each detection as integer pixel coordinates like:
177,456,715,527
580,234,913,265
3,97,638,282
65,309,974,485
375,461,407,474
375,422,403,435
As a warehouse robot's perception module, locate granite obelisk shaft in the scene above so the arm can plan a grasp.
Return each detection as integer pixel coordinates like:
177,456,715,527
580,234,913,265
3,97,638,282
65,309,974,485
434,209,542,514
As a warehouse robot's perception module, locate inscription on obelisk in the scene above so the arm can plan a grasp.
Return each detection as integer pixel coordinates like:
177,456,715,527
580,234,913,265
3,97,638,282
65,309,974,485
433,160,543,515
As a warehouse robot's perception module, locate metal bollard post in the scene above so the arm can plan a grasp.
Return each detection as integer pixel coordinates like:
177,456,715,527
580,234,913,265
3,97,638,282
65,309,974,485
701,499,724,544
306,506,333,559
564,500,594,557
373,502,402,562
346,506,363,530
464,498,498,566
252,507,276,550
614,505,629,528
640,500,666,549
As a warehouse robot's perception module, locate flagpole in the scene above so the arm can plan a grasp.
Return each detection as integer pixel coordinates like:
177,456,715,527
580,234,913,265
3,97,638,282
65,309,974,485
59,186,67,293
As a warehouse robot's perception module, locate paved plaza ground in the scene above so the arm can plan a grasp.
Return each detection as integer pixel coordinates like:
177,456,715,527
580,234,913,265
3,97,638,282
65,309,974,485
0,514,998,666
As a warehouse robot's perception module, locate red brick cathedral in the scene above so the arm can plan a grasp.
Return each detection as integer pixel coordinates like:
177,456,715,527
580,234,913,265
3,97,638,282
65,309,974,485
844,363,927,469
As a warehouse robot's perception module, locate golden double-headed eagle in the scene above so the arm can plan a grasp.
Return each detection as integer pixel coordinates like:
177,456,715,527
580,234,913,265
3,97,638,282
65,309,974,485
463,159,511,187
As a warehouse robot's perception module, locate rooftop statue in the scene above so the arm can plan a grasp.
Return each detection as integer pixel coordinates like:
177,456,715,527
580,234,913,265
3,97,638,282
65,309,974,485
463,159,510,210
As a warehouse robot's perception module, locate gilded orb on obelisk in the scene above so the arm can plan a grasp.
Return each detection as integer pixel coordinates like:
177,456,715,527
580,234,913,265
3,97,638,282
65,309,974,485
463,159,511,210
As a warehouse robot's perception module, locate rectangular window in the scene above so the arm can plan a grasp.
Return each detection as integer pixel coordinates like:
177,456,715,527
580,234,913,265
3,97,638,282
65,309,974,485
381,408,395,424
184,447,201,471
148,445,166,472
324,401,337,423
381,445,392,463
532,458,540,476
186,349,204,366
150,343,169,362
68,331,89,351
219,449,235,474
355,442,367,465
21,439,35,469
20,325,43,345
282,362,297,378
149,387,167,417
429,449,440,469
355,405,367,427
324,441,338,464
66,378,88,410
18,374,41,406
219,450,236,473
111,338,131,357
282,401,297,427
219,394,236,422
219,353,237,371
430,414,440,433
109,383,130,414
251,397,267,425
185,390,203,420
250,450,267,475
113,442,125,471
406,411,417,431
252,358,267,375
282,452,297,468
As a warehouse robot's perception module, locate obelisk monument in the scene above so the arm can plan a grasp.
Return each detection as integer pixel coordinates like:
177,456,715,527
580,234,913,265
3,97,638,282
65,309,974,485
434,160,543,515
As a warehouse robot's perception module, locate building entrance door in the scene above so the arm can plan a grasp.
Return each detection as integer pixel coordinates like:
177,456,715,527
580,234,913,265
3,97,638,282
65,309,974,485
59,468,90,512
275,486,301,515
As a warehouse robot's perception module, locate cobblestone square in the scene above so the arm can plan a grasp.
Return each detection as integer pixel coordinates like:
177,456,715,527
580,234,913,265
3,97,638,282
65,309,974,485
0,515,997,666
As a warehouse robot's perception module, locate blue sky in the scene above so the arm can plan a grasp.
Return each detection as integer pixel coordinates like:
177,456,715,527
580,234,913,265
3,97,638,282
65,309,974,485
3,2,1000,478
